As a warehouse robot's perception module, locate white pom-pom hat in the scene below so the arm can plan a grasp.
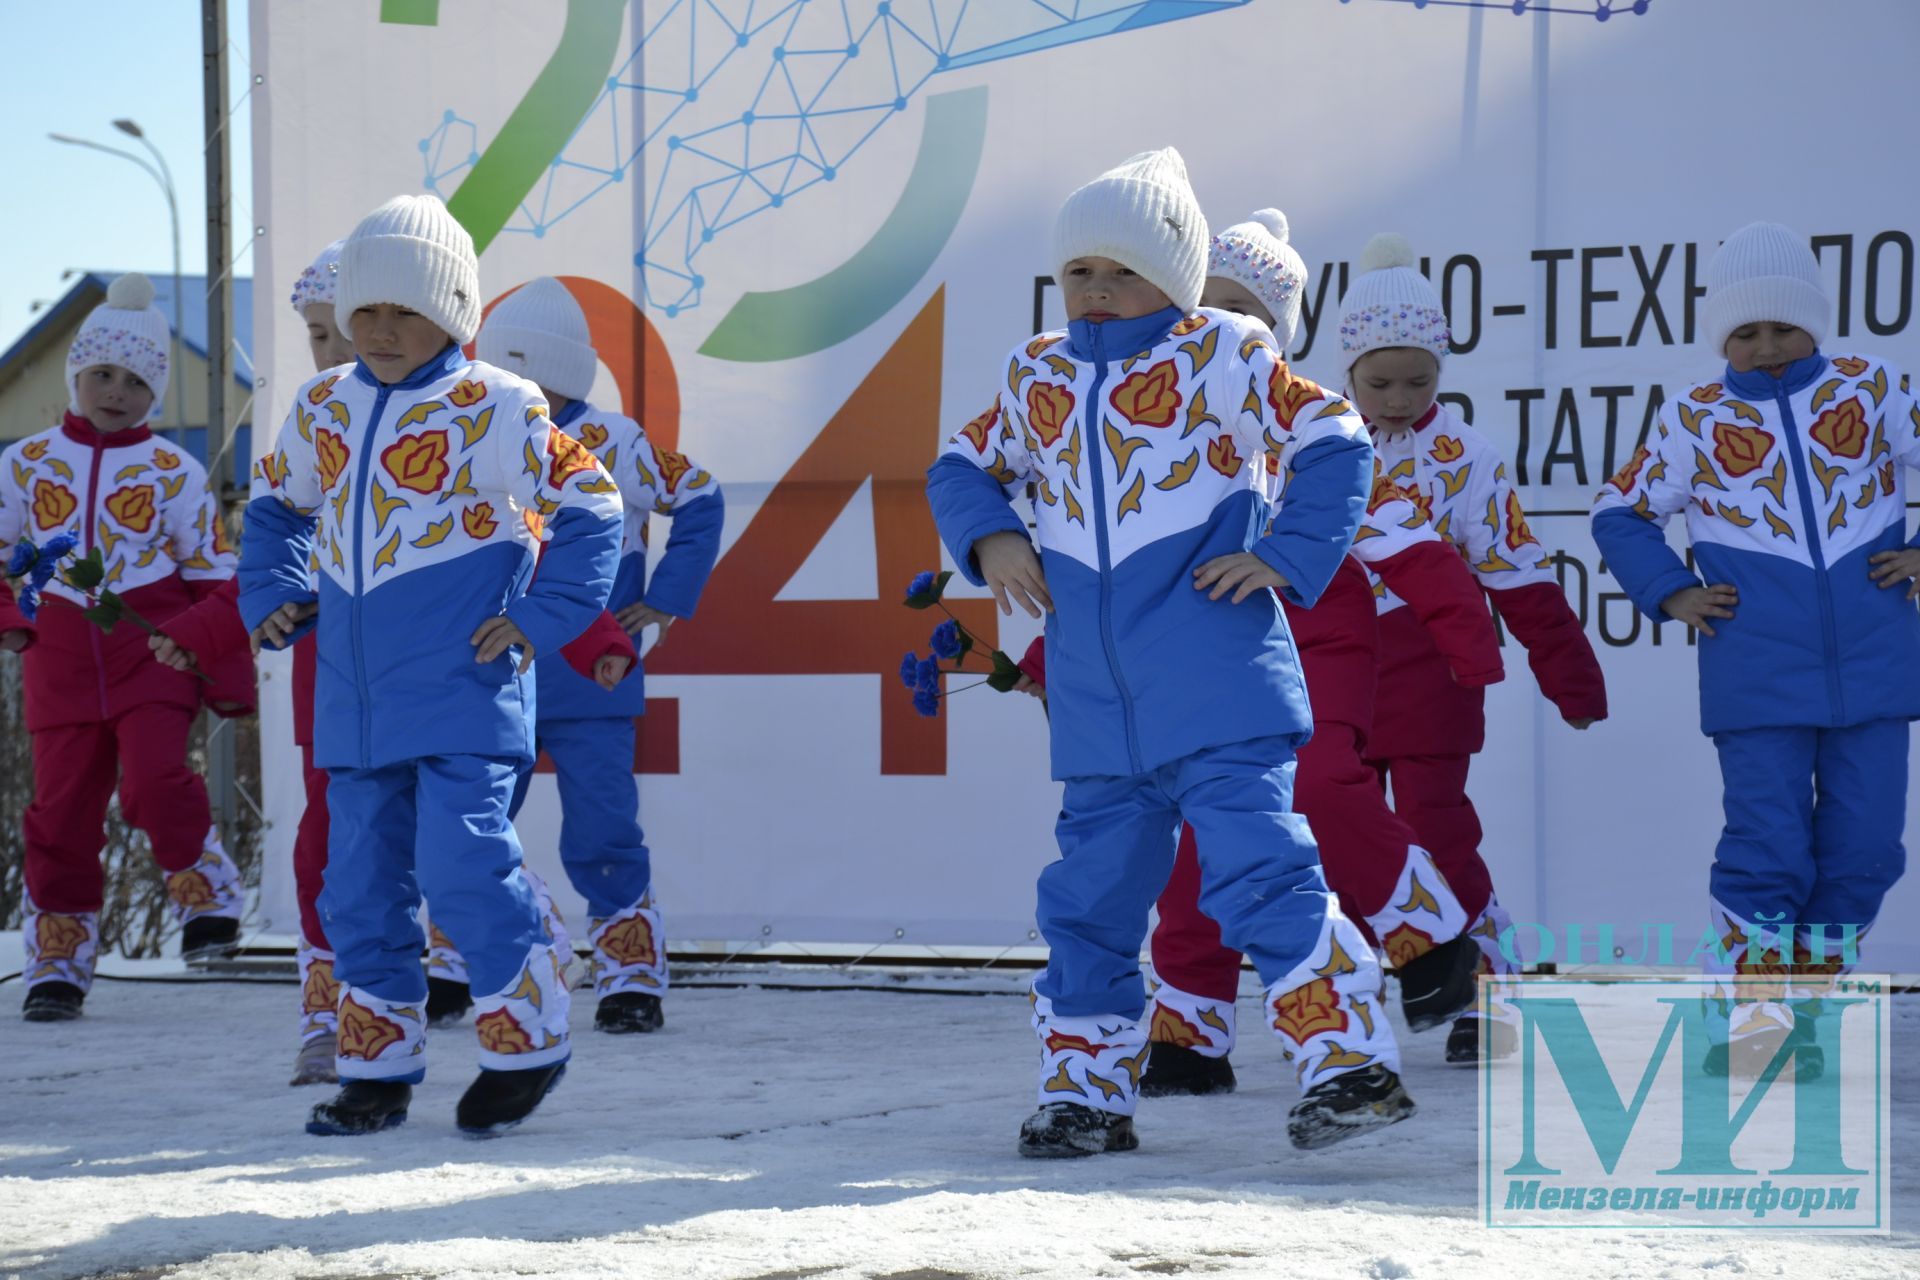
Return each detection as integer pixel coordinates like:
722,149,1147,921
66,273,172,425
1332,233,1451,370
476,277,598,402
1207,208,1309,349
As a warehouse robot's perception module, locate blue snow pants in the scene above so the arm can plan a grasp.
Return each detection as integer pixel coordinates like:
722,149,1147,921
1711,718,1909,935
1037,734,1330,1019
508,715,652,919
322,754,547,1000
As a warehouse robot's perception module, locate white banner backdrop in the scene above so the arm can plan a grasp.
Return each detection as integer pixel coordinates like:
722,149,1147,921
251,0,1920,970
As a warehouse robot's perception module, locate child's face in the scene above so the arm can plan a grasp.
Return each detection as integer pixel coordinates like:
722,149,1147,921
1199,276,1275,330
303,303,355,373
1061,257,1173,322
74,364,155,433
348,303,453,384
1349,347,1441,434
1724,322,1815,376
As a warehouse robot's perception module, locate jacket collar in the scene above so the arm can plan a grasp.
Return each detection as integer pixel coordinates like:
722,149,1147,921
551,397,589,429
60,411,153,449
1064,306,1186,363
1724,350,1826,400
349,343,465,391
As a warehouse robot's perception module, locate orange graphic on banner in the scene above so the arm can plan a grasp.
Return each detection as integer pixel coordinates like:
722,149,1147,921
648,289,996,775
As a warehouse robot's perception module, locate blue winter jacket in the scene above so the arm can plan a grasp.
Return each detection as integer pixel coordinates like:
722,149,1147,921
927,307,1371,780
533,398,724,722
1591,350,1920,734
240,347,624,769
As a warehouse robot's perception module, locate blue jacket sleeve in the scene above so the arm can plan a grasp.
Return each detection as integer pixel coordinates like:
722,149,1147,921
1254,433,1370,609
507,506,621,657
1591,507,1701,620
926,454,1028,586
642,489,724,618
237,495,319,648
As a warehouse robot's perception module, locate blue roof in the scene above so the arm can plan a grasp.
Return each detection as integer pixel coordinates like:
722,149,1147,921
0,272,253,389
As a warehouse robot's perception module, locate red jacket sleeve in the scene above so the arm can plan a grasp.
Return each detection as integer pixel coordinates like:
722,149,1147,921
1018,634,1046,689
560,609,636,681
0,579,37,649
1370,542,1504,688
166,578,257,717
1488,580,1608,721
161,578,250,664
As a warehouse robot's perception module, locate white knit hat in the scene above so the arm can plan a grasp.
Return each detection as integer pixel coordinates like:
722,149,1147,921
1053,147,1208,314
1701,221,1830,356
1207,209,1308,349
333,194,482,343
1331,233,1451,371
67,273,171,425
476,277,598,401
289,240,345,316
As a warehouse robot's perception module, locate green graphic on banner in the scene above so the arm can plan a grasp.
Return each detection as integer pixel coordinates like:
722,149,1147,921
379,0,439,25
698,88,987,364
384,0,623,254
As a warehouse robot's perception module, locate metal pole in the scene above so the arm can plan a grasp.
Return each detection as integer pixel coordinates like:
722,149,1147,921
201,0,237,846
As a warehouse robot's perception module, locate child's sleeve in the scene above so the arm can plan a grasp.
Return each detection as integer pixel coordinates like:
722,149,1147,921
558,606,637,680
0,446,37,643
239,401,325,647
1353,480,1503,687
1230,337,1370,608
499,412,623,657
1590,405,1702,619
157,577,247,663
165,458,238,595
1881,364,1920,549
631,426,724,619
926,378,1034,585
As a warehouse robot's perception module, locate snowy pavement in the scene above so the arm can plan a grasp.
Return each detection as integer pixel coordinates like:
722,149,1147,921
1,964,1915,1280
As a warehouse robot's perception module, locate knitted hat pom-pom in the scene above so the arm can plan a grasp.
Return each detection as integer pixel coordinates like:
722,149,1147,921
106,273,156,311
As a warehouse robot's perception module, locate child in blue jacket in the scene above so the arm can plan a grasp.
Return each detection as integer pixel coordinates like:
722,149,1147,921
475,277,724,1036
240,195,623,1137
1591,221,1920,1077
927,149,1412,1157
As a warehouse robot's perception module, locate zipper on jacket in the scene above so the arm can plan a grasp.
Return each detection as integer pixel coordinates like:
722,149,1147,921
352,385,394,765
1083,324,1144,773
82,439,109,718
1774,383,1845,723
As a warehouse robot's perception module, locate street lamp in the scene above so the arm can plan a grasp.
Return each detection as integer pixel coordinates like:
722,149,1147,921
49,123,185,442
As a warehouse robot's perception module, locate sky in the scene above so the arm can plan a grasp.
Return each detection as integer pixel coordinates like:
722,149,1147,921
0,0,252,352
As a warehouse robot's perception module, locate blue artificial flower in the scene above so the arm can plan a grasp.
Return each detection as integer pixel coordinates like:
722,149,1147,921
898,652,920,689
911,686,941,717
915,656,941,690
15,583,39,622
40,532,77,562
906,570,937,599
6,542,34,577
929,619,962,660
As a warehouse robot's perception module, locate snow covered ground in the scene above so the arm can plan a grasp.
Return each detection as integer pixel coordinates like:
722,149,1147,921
2,943,1915,1280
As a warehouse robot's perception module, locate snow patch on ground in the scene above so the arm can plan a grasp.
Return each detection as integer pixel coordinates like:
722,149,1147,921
1,953,1914,1280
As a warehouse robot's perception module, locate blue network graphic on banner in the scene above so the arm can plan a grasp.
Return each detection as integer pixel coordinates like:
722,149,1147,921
419,0,1648,317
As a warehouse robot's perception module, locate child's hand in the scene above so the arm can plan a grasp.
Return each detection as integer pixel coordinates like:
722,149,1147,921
149,633,196,671
1563,717,1596,730
1013,673,1046,702
594,653,631,691
0,629,28,653
615,602,677,647
1868,548,1920,599
1194,553,1289,604
976,531,1052,618
249,601,317,653
472,616,537,672
1661,583,1737,637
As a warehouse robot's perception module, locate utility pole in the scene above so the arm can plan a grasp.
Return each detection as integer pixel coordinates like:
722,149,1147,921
203,0,237,850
